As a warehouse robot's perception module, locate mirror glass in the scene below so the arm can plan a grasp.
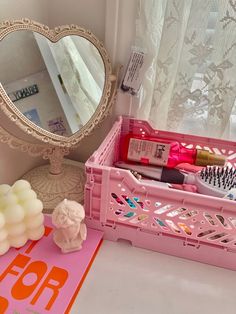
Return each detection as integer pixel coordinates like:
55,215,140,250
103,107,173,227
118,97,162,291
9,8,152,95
0,30,105,136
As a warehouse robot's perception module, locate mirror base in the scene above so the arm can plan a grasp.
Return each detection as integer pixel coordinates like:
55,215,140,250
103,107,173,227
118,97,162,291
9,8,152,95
22,159,85,214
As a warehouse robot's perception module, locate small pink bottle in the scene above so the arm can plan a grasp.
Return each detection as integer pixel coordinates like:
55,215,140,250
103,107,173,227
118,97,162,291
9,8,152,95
122,134,225,168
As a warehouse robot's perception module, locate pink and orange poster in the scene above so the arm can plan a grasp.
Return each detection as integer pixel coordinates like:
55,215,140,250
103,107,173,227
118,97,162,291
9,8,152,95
0,216,103,314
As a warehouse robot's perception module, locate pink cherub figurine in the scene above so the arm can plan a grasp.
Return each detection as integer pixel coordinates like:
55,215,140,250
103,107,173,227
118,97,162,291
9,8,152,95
52,199,87,253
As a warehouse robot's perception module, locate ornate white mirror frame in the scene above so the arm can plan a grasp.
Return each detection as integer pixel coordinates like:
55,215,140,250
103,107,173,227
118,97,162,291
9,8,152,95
0,18,118,213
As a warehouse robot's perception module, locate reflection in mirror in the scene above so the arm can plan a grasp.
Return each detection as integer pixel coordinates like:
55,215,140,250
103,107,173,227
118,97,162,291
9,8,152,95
0,30,105,136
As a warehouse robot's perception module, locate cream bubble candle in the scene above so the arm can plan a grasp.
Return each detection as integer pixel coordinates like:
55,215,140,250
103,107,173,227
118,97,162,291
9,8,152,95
0,179,44,255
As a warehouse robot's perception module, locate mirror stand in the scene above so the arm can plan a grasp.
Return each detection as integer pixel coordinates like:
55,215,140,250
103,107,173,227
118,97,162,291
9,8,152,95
22,147,86,214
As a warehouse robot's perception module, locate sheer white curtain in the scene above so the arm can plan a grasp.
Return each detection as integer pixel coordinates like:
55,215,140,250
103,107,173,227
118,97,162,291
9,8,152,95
135,0,236,139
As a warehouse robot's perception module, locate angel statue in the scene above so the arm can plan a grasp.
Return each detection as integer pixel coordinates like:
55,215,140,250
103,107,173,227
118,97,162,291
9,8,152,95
52,199,87,253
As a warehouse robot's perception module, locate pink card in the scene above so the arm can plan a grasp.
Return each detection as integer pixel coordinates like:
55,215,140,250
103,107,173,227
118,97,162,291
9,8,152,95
0,215,103,314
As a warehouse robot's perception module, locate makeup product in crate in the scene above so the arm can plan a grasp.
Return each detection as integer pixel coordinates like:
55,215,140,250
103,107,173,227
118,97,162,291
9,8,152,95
116,161,194,183
121,134,226,168
128,168,198,193
115,162,236,198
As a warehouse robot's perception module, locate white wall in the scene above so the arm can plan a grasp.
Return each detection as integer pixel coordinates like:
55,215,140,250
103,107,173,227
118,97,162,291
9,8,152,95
48,0,106,41
0,0,107,184
0,0,49,24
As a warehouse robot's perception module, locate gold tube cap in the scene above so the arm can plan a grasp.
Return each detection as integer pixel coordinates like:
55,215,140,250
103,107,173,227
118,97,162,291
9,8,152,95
195,149,226,166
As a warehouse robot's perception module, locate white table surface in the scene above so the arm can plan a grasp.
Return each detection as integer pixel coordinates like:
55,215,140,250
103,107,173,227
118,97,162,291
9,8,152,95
70,239,236,314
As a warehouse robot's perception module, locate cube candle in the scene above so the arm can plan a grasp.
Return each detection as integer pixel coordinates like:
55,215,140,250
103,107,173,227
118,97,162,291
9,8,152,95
0,179,44,255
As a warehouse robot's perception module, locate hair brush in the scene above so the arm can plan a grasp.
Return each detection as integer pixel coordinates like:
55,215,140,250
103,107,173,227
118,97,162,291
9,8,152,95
188,166,236,197
115,162,236,198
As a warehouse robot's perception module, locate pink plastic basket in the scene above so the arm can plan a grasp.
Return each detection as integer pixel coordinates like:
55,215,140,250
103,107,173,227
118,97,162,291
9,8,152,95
85,116,236,270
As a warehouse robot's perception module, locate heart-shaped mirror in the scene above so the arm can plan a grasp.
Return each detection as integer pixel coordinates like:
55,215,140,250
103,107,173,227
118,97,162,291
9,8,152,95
0,19,117,213
0,18,114,147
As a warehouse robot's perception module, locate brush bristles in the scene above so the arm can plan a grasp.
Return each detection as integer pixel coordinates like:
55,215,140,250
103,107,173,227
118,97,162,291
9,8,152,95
200,166,236,191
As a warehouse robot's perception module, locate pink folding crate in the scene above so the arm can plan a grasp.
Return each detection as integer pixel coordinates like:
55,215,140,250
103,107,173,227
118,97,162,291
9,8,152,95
85,116,236,270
